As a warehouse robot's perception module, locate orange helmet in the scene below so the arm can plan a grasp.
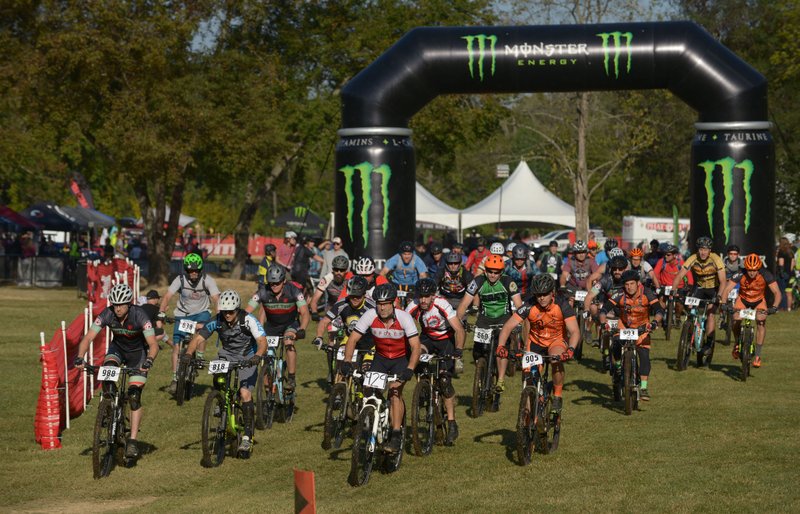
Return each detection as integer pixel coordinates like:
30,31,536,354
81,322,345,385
743,253,762,271
629,247,644,258
484,254,505,271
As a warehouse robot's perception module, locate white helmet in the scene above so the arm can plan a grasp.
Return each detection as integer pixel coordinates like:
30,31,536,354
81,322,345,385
609,247,625,258
506,242,516,253
490,242,505,255
108,284,133,305
218,290,241,311
354,257,375,275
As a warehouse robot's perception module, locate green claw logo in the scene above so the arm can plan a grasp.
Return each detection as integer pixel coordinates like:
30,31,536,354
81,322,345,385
462,34,498,81
294,206,308,217
697,157,754,244
596,31,633,78
338,162,392,248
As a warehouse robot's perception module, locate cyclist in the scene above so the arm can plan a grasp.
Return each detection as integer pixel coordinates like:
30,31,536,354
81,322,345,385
456,254,523,396
724,244,744,280
654,244,689,322
159,253,220,393
496,274,580,414
256,244,278,284
602,270,663,401
309,255,351,317
380,241,428,298
671,236,726,360
343,284,422,454
465,237,490,276
435,251,474,311
182,290,267,453
505,243,540,298
74,284,159,459
628,247,660,290
584,255,628,366
424,242,445,276
587,240,599,260
560,240,599,301
476,242,508,276
538,240,563,279
722,254,780,367
246,264,310,393
595,239,618,266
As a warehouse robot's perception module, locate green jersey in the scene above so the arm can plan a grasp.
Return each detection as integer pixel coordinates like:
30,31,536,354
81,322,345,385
466,274,519,319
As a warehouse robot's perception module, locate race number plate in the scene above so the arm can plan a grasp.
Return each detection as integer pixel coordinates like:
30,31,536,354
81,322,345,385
685,297,701,307
396,290,408,298
728,289,739,300
207,360,230,374
98,366,120,382
336,347,358,362
664,286,672,295
521,352,544,370
474,327,492,345
419,353,434,363
266,336,280,348
363,371,388,389
178,319,197,334
607,319,619,329
741,308,757,321
574,290,588,301
620,329,639,340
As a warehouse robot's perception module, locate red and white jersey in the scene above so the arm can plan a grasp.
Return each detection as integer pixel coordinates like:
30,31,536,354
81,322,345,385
354,308,419,359
406,297,457,341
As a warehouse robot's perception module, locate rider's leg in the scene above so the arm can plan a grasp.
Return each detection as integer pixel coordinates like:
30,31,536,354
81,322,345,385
171,341,179,378
389,382,405,430
128,384,144,440
638,346,651,389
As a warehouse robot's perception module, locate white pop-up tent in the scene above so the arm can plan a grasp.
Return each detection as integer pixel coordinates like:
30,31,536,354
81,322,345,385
459,160,575,229
416,181,460,229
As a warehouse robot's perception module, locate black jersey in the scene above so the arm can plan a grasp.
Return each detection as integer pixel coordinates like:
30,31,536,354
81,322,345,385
248,281,307,326
92,305,155,353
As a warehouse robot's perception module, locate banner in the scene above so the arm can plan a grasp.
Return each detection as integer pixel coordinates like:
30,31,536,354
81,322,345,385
69,172,95,209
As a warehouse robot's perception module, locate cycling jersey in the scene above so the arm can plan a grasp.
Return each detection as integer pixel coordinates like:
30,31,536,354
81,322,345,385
91,305,155,354
724,257,744,280
384,253,428,286
630,261,653,282
167,273,220,316
257,256,275,284
434,265,473,300
605,286,662,338
465,248,491,275
682,253,725,289
591,273,625,300
654,256,692,290
248,281,306,326
504,259,539,297
512,298,575,350
326,296,376,350
406,297,457,341
538,252,563,279
733,269,776,304
336,274,389,302
198,310,265,357
316,271,351,309
594,250,610,266
354,308,418,359
465,275,519,319
562,256,599,290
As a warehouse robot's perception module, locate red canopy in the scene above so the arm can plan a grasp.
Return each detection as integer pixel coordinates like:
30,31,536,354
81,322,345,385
0,205,40,229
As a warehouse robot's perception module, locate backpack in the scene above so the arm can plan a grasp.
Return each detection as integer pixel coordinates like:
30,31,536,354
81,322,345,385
180,272,210,296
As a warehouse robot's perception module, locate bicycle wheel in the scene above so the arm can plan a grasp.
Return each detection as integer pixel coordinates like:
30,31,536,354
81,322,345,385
349,406,375,487
323,382,348,450
175,359,189,406
411,379,434,456
724,309,733,346
546,384,561,453
92,400,116,479
201,390,227,468
535,387,553,455
434,391,448,446
740,326,753,382
515,387,535,466
255,362,275,430
279,359,295,422
676,321,692,371
470,357,486,418
623,348,635,415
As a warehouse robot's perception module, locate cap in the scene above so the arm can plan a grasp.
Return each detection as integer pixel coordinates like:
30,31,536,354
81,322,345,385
587,240,598,249
285,231,297,239
332,236,342,244
146,289,161,300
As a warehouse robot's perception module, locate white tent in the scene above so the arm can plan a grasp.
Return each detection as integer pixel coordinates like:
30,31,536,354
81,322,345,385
136,207,197,228
459,160,575,229
416,182,460,229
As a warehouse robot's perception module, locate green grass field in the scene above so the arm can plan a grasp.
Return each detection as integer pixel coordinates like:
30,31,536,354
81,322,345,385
2,285,800,513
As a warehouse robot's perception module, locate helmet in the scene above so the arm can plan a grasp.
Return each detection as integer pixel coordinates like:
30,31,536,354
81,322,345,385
218,290,241,311
530,274,556,295
430,242,442,254
666,245,679,254
588,240,598,249
445,252,462,264
332,255,350,271
726,244,740,253
609,248,625,258
743,253,762,270
512,244,528,260
658,242,671,252
477,237,487,247
608,256,628,270
183,253,203,271
264,244,277,253
484,254,505,271
373,283,397,303
604,239,618,252
108,284,133,305
506,242,517,253
696,236,713,249
417,278,437,296
621,269,640,283
629,248,644,258
399,241,414,253
354,257,375,275
573,240,588,253
266,265,286,284
347,276,368,297
284,231,297,239
489,242,505,255
549,240,559,247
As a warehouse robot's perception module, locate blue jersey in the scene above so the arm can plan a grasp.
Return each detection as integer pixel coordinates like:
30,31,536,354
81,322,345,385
504,260,540,297
198,310,266,357
384,253,428,286
595,250,610,266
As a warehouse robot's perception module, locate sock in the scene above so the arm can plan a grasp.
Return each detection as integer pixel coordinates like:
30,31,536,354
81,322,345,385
172,372,177,381
288,373,296,380
641,379,648,389
196,351,204,360
755,344,763,357
553,384,563,396
242,400,254,437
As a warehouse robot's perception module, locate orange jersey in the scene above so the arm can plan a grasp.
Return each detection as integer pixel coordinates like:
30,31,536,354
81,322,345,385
513,298,575,349
734,269,775,304
607,285,662,330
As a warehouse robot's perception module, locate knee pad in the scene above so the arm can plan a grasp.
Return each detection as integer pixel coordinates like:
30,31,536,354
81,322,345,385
285,342,296,352
128,386,143,411
439,376,455,399
387,387,402,400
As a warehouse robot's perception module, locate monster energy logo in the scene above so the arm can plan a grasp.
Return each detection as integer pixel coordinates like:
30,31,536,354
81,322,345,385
596,31,633,78
294,206,308,217
462,34,497,81
698,157,754,244
338,162,392,248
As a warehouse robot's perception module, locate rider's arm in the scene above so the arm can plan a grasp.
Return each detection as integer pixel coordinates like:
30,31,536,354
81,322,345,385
720,279,736,299
564,316,581,350
559,268,569,287
143,332,160,364
309,288,324,314
455,292,474,320
671,267,688,291
343,330,362,362
244,290,260,314
158,290,174,315
587,265,605,288
716,267,727,297
649,269,660,289
511,292,523,310
297,302,311,331
184,331,208,356
74,322,103,364
498,312,524,349
448,314,466,351
406,334,422,372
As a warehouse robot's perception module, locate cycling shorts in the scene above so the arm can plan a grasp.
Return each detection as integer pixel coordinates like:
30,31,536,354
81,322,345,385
265,321,300,338
105,342,148,386
369,354,410,381
173,311,212,341
420,335,454,373
217,349,257,390
733,297,767,311
691,287,717,302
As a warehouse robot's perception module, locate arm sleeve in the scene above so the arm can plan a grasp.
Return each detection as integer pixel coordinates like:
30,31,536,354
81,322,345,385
398,311,419,337
197,319,219,339
167,276,182,295
354,310,375,335
244,314,267,338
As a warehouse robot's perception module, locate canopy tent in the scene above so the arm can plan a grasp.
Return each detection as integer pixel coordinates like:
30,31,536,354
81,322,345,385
0,205,40,230
272,205,327,236
415,182,460,229
136,207,196,228
59,206,115,228
21,203,85,231
459,161,575,229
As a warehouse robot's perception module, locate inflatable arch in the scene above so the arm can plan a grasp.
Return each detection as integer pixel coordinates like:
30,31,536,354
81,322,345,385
336,21,774,262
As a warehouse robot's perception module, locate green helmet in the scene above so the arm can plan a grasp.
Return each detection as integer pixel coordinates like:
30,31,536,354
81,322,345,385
183,253,203,271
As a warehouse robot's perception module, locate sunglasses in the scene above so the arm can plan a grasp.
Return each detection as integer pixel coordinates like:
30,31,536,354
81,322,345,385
221,310,236,316
485,269,502,275
333,268,347,273
333,242,342,245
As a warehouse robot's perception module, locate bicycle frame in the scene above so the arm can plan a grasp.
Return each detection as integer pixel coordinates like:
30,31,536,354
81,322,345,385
359,374,400,452
685,298,712,352
207,361,245,436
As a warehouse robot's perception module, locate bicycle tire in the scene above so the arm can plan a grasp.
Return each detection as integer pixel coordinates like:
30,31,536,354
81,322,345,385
201,390,227,468
349,406,375,487
279,359,295,423
676,321,692,371
411,379,434,456
547,383,561,453
536,386,552,455
323,382,348,450
471,357,486,418
724,309,733,346
623,347,635,415
740,325,753,382
230,401,247,459
92,400,115,479
515,387,535,466
255,362,275,430
434,390,447,446
116,397,131,466
175,359,189,406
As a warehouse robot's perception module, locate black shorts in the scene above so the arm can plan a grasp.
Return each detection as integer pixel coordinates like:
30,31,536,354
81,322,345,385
370,353,410,379
106,342,148,386
692,287,717,301
265,321,300,338
420,335,454,373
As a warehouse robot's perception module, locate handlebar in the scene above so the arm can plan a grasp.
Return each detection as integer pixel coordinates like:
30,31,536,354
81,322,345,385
83,364,141,373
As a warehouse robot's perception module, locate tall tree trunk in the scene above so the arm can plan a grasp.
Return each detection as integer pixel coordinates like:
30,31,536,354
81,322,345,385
574,92,590,241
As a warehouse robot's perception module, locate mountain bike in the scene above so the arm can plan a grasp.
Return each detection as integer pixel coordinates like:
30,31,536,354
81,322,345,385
349,372,404,487
200,359,252,467
730,306,766,382
598,317,618,371
612,326,650,415
720,288,738,346
322,346,373,451
171,318,202,406
470,323,503,417
83,364,138,479
411,353,454,456
663,286,676,341
515,352,561,466
676,296,714,370
571,289,590,360
395,284,415,310
255,335,294,429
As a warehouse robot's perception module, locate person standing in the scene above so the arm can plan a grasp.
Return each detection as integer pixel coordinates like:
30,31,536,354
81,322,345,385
319,236,349,277
277,231,298,271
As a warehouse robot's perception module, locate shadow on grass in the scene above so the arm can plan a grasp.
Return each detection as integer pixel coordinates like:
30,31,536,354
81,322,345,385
569,379,623,413
179,440,202,450
304,421,325,433
473,428,517,463
708,362,744,381
328,446,352,462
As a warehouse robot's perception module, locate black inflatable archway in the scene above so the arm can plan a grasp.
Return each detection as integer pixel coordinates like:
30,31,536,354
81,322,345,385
336,21,774,262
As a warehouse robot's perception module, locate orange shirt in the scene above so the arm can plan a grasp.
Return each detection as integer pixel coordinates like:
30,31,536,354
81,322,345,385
513,298,575,349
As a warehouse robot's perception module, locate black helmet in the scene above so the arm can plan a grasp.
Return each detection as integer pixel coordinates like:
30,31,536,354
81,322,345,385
658,242,671,252
373,283,397,303
530,274,556,295
604,239,618,252
621,269,640,283
512,244,528,260
430,242,442,254
549,240,559,247
696,236,713,249
346,276,368,297
332,255,350,271
399,241,414,253
476,237,487,247
266,265,286,284
726,244,740,253
264,244,277,253
608,256,628,270
416,278,437,297
445,251,462,264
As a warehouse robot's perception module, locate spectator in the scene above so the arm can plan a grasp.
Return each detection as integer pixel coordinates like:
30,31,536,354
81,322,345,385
319,236,349,277
291,236,323,290
277,230,297,270
20,233,37,258
257,244,278,284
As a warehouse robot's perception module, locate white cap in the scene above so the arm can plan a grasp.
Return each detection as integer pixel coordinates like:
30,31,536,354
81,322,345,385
285,231,297,239
332,236,342,244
